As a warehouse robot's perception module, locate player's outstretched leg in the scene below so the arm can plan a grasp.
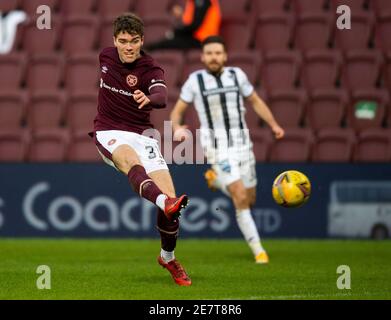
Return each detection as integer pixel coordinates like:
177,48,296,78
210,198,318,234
157,208,191,286
128,164,188,221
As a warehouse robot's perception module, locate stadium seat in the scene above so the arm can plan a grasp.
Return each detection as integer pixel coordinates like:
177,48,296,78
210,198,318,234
61,16,99,55
220,0,250,18
385,52,391,99
20,18,61,54
142,15,173,47
301,49,342,91
98,17,116,49
0,129,30,162
64,54,99,95
0,0,19,12
259,50,301,92
291,0,329,15
347,89,389,132
67,130,101,162
254,13,294,52
28,128,69,162
252,0,290,15
21,0,58,15
220,16,254,53
265,89,307,127
305,89,348,130
134,0,172,18
59,0,96,16
294,13,333,52
227,51,261,85
0,92,26,129
371,0,391,16
181,50,203,83
353,128,391,162
330,0,368,14
97,0,134,18
65,93,97,132
312,127,356,162
375,13,391,51
341,49,383,91
269,128,314,162
249,127,273,162
27,91,65,130
150,50,184,89
0,53,25,94
334,12,375,51
26,54,64,95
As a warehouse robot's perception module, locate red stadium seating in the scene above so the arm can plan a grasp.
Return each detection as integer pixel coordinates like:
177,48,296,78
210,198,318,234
330,0,368,14
301,49,342,91
0,92,26,129
252,0,290,14
27,92,65,130
291,0,329,15
254,13,294,52
134,0,172,18
312,128,356,162
220,0,250,18
0,0,19,12
265,89,307,127
294,13,333,52
67,130,101,162
341,49,383,91
375,13,391,51
61,16,99,55
59,0,96,16
334,12,375,51
269,128,314,162
142,15,173,47
347,89,389,132
371,0,391,16
353,128,391,162
259,50,301,92
227,51,261,85
65,93,97,132
20,18,61,54
98,17,116,49
26,54,64,94
150,50,184,89
181,50,203,83
220,16,254,53
28,128,69,162
249,127,273,162
64,54,99,95
385,52,391,100
0,129,30,162
305,89,348,130
0,53,25,94
97,0,135,18
21,0,58,15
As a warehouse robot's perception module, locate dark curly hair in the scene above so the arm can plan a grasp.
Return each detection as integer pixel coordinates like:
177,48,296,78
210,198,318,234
113,13,144,38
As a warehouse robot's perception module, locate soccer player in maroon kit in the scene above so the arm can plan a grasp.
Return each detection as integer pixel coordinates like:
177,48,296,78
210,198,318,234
90,13,191,286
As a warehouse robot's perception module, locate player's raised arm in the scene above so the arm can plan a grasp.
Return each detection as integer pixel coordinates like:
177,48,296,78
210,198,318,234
246,91,285,139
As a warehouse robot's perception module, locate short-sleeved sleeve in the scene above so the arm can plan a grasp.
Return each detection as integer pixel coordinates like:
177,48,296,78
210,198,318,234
179,75,195,103
235,67,254,98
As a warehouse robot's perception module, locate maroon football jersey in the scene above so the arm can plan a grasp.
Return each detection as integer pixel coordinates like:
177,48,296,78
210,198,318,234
94,47,166,134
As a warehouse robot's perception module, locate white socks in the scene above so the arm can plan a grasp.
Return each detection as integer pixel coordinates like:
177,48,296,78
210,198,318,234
156,194,168,211
236,208,265,256
161,249,175,262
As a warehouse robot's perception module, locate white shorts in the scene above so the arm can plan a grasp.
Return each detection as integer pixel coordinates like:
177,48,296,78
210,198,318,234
209,148,257,189
95,130,168,174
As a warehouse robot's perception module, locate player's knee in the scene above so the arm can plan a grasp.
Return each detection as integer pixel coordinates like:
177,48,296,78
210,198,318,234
115,157,140,174
232,192,248,209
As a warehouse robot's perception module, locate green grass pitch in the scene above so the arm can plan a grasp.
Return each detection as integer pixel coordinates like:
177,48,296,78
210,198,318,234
0,239,390,300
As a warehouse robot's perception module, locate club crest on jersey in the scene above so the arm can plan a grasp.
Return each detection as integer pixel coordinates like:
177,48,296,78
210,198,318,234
126,74,138,87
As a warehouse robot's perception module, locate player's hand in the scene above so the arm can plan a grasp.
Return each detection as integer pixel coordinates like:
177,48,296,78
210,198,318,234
272,125,285,139
173,125,191,141
133,90,150,109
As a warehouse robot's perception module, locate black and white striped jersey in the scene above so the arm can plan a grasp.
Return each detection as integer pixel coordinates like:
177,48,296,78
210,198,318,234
180,67,254,151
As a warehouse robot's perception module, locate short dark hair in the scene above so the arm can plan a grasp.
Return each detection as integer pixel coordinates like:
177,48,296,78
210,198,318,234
113,13,144,38
201,35,226,51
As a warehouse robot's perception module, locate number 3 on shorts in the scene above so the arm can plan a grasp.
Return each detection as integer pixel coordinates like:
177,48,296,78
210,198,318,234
145,146,157,159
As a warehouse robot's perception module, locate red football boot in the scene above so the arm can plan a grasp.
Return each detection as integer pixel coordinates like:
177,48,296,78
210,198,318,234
164,195,188,221
157,256,192,286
